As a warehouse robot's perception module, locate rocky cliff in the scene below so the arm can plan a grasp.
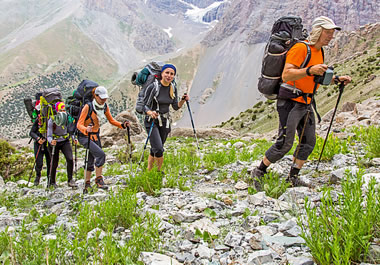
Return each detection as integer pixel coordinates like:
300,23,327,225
202,0,380,47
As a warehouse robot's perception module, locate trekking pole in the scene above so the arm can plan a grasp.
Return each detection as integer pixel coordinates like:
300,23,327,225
185,97,200,153
316,82,345,171
84,125,93,179
47,144,56,188
27,143,42,186
138,121,154,165
74,139,77,179
127,126,133,172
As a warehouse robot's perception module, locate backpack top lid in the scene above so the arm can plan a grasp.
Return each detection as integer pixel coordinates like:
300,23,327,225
131,61,164,86
74,79,98,101
271,16,306,41
42,87,62,103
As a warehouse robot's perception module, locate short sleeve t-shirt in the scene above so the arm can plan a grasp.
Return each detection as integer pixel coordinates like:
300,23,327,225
285,42,324,104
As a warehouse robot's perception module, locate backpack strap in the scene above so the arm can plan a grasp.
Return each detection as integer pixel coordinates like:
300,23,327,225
299,42,312,69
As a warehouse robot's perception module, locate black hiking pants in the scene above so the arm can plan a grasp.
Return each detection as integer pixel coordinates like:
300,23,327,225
145,116,171,158
34,141,51,179
265,99,316,163
48,139,74,184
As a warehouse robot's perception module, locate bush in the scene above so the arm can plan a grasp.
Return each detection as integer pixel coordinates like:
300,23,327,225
0,140,33,181
351,126,380,158
257,171,290,199
299,169,379,264
309,133,349,161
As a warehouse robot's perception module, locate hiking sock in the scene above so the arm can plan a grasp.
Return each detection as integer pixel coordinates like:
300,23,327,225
258,161,268,173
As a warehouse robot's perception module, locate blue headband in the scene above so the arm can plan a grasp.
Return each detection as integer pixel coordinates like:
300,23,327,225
161,64,176,75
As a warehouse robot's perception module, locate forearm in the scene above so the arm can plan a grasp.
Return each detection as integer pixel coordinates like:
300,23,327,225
282,67,308,83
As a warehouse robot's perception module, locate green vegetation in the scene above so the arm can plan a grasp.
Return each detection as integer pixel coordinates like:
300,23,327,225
299,169,380,264
258,170,290,199
351,126,380,158
0,140,32,181
0,188,161,264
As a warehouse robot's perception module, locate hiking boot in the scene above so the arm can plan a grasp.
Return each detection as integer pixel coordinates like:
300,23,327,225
251,167,265,191
68,179,78,189
95,176,108,190
83,182,92,194
288,176,313,188
48,183,58,189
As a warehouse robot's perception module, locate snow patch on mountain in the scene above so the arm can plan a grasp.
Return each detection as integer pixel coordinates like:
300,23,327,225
182,0,229,24
163,27,173,38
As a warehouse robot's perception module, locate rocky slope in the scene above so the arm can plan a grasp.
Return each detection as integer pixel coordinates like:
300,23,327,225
1,104,379,264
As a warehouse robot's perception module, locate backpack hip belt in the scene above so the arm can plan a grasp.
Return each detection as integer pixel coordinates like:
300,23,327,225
53,133,69,139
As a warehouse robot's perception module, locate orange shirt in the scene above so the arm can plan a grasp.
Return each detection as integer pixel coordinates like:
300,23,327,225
285,42,324,104
77,103,122,141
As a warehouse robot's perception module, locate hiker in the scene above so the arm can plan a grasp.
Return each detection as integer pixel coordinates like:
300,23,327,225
251,16,351,188
77,86,129,193
29,101,51,186
47,102,78,189
143,64,189,171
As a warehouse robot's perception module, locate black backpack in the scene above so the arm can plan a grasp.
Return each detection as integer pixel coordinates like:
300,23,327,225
257,16,311,99
131,62,165,114
66,80,100,135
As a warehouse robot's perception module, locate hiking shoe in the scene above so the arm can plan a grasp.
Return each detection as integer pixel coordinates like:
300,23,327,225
68,179,78,188
48,183,58,189
95,176,108,190
83,182,92,194
34,177,40,186
288,176,313,188
251,167,265,191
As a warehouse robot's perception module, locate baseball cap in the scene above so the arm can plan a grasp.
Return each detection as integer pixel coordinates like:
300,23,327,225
95,86,109,99
312,16,341,31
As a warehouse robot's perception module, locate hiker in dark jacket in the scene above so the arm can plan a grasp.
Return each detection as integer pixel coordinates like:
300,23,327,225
251,16,351,189
77,86,130,193
47,102,78,189
29,114,51,186
143,64,189,172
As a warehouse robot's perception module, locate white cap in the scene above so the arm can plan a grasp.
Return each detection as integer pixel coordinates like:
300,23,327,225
312,16,341,31
95,86,108,99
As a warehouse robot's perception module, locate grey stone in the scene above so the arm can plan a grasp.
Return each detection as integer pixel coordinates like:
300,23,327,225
287,255,315,265
283,225,302,237
43,198,65,208
179,240,194,251
196,244,215,259
224,232,243,248
87,228,107,241
139,252,181,265
214,244,230,251
176,252,196,263
172,211,202,223
247,250,275,265
278,219,297,232
262,234,305,247
331,166,359,182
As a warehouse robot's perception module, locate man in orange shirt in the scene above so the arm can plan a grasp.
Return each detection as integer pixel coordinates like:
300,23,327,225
252,16,351,189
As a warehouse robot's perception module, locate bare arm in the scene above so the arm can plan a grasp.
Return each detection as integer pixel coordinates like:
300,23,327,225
282,63,328,83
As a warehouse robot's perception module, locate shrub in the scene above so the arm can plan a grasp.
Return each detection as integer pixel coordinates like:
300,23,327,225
309,133,349,161
0,140,33,181
351,126,380,158
257,171,290,199
299,169,379,264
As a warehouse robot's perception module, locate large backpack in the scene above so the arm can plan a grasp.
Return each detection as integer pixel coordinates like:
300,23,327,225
66,80,107,135
131,62,165,114
39,87,62,136
257,16,311,99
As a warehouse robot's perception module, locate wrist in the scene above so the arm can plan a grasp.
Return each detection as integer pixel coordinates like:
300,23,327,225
306,65,313,76
334,75,340,84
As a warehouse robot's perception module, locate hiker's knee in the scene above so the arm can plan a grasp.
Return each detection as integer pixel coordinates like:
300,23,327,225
151,147,164,157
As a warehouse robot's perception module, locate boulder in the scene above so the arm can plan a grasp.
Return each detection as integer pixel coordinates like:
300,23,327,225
100,110,145,147
171,127,239,139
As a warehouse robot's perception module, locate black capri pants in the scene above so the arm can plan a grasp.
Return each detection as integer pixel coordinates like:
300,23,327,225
144,116,171,158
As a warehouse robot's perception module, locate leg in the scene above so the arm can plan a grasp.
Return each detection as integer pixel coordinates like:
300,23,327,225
145,122,163,171
61,140,78,188
50,145,60,187
34,142,43,185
